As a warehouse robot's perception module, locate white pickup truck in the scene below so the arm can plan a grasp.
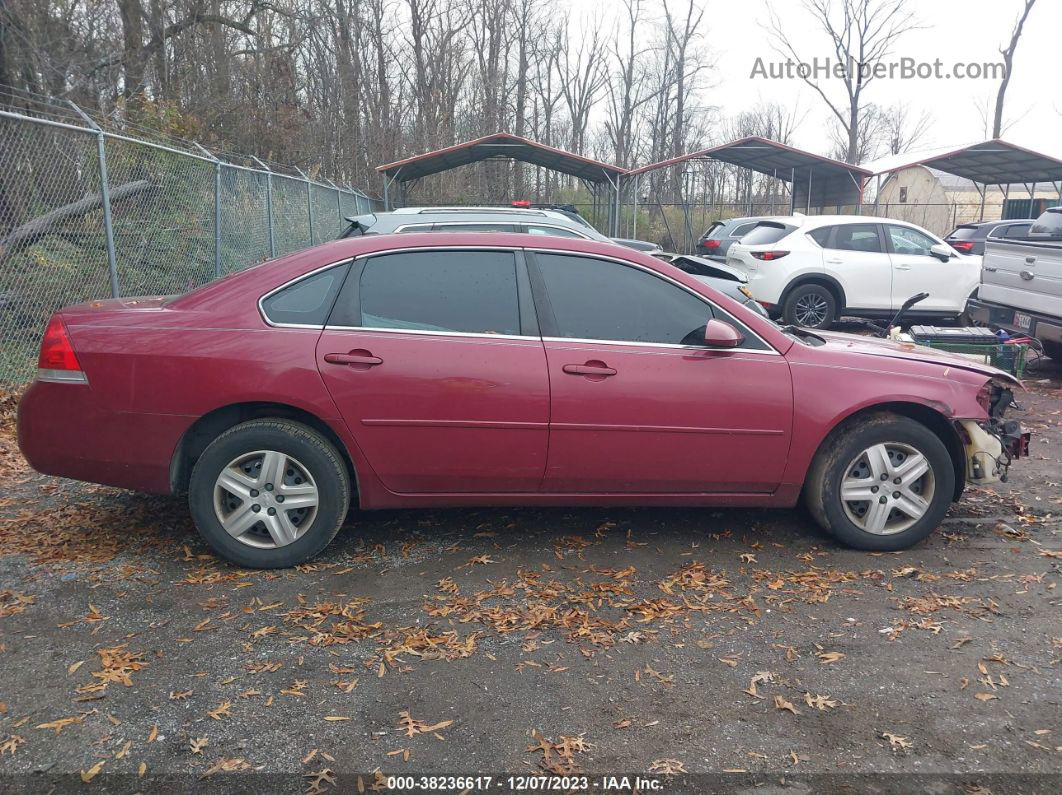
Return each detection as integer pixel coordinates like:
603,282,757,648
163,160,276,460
967,207,1062,361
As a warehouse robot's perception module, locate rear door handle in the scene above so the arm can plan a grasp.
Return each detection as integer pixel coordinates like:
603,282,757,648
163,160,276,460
825,258,843,264
894,264,912,270
324,350,383,367
562,362,617,377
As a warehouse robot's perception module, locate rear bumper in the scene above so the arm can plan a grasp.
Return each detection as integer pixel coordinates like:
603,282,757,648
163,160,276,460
17,379,188,494
967,298,1062,346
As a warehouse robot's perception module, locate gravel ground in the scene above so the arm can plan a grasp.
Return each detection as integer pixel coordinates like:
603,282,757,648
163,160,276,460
0,359,1060,794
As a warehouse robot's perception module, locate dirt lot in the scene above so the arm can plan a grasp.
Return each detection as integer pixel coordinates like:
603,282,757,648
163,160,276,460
1,359,1060,794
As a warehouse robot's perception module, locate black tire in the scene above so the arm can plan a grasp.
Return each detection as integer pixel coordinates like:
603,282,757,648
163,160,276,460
805,413,955,551
956,290,980,326
188,419,351,568
783,283,837,328
1041,339,1062,361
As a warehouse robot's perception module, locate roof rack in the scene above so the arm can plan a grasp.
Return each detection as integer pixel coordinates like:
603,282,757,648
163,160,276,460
390,206,548,216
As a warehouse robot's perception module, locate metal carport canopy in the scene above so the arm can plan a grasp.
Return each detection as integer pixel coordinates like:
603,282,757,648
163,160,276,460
622,136,873,210
376,132,626,184
865,139,1062,185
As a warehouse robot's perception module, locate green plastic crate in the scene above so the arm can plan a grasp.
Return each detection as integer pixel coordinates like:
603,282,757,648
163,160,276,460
920,341,1028,378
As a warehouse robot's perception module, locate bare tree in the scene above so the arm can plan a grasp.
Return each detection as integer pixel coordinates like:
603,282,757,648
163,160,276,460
764,0,920,163
604,0,660,168
551,15,608,156
878,102,931,155
725,101,804,145
662,0,708,162
992,0,1036,139
827,102,882,164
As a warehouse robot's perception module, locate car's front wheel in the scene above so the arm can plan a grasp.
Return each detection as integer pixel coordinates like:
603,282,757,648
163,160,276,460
783,284,837,328
805,414,955,551
188,419,351,568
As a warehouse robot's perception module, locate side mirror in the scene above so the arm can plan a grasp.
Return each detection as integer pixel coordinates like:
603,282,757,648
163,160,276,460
930,243,954,262
704,318,744,348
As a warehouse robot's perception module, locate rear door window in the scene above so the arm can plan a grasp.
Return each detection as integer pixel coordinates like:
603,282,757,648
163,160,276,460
1002,223,1031,238
832,224,884,253
353,251,521,335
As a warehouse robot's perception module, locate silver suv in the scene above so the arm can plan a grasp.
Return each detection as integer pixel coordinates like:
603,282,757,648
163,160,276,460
341,206,661,251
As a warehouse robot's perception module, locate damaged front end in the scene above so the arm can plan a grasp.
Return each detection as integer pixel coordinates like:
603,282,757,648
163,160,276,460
957,380,1030,485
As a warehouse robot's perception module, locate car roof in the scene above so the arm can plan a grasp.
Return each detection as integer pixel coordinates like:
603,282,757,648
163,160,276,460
953,219,1034,230
796,215,945,230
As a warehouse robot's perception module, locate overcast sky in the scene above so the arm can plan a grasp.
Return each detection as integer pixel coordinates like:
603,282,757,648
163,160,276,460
567,0,1062,164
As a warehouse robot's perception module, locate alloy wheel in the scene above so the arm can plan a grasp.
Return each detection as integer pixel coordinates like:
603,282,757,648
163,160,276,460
213,450,319,548
794,292,830,326
839,442,935,535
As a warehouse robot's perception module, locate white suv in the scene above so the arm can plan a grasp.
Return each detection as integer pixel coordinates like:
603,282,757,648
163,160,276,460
725,215,981,328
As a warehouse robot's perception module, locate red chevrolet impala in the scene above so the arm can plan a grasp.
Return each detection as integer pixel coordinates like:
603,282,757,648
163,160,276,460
18,233,1027,567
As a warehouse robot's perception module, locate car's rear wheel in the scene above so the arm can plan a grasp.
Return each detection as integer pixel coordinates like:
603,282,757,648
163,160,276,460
188,419,350,568
783,284,837,328
805,414,954,551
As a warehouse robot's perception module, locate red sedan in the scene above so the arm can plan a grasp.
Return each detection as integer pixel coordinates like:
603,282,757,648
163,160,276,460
18,233,1027,568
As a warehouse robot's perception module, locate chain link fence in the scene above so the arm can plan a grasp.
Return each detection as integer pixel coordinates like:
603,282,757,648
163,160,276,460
0,102,380,385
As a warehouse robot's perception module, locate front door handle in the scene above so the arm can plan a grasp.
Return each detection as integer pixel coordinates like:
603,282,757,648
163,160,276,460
562,361,617,378
894,264,912,271
324,350,383,367
825,258,843,264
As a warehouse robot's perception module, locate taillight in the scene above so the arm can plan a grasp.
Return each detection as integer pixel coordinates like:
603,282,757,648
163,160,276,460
951,241,974,254
37,314,87,383
702,239,721,250
751,250,789,261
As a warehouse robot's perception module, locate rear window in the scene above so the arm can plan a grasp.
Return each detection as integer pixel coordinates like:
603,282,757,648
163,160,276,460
703,221,726,240
741,222,793,246
947,226,980,240
730,222,759,238
1030,209,1062,237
